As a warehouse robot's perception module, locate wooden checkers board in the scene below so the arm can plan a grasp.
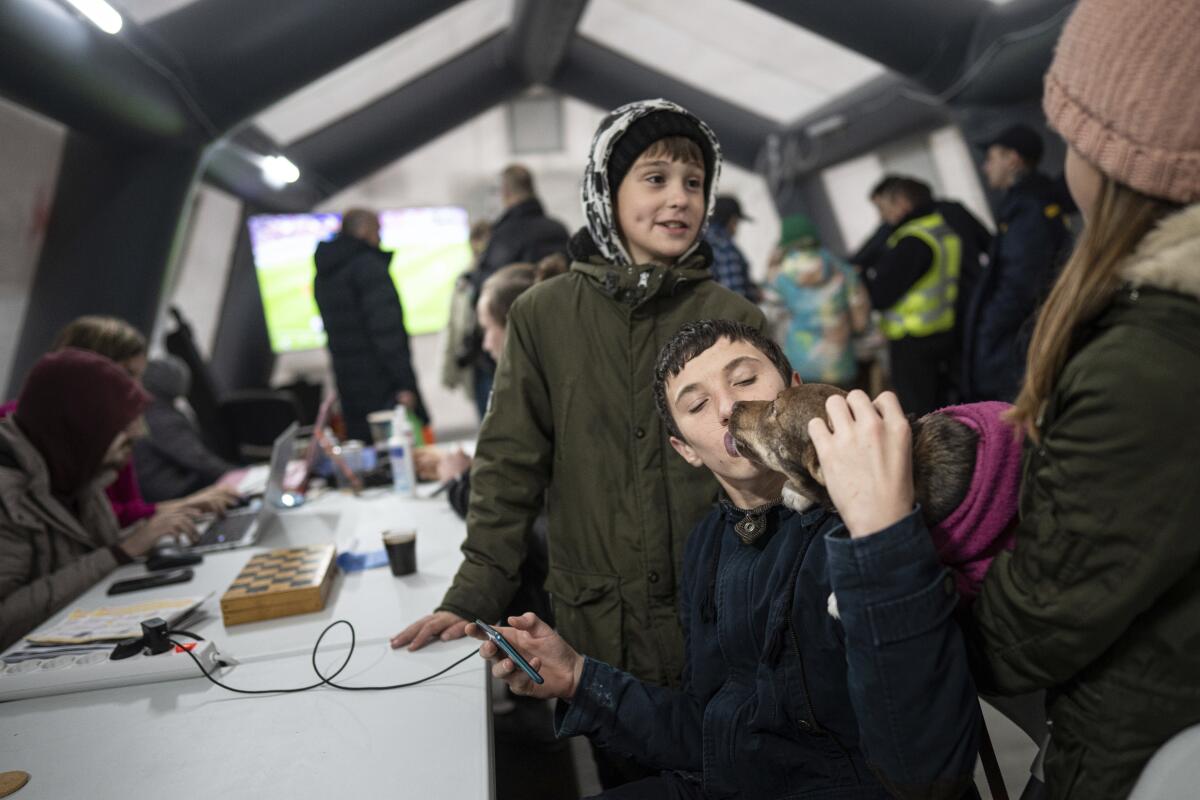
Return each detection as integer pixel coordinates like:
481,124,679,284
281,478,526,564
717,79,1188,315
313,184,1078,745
220,544,337,626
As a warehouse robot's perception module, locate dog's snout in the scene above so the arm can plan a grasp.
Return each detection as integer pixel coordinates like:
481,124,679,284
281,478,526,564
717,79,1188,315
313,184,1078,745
727,400,773,444
727,400,751,431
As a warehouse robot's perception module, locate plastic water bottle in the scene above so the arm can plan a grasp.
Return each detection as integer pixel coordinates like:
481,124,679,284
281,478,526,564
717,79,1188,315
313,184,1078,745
388,406,417,497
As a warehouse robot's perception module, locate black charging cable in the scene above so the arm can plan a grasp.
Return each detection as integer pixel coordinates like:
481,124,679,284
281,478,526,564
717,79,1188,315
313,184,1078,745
167,619,478,694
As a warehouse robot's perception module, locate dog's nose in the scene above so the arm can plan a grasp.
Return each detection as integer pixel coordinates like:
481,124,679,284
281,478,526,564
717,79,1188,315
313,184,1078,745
724,404,739,427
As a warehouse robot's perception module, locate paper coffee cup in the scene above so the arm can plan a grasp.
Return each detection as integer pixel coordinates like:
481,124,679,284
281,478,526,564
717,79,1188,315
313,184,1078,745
382,529,417,575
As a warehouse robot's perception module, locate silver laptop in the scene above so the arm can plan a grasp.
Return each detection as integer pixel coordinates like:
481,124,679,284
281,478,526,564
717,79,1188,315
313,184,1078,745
187,423,299,553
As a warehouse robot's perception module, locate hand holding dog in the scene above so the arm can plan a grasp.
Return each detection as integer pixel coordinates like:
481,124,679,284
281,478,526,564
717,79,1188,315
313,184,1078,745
808,390,914,538
465,613,585,701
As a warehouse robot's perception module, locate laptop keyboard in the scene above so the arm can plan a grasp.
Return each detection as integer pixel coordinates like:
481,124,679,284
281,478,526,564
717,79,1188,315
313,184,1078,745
194,512,257,547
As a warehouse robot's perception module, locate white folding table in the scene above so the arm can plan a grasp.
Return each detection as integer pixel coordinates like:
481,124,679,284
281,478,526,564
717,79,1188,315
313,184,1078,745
1,487,493,800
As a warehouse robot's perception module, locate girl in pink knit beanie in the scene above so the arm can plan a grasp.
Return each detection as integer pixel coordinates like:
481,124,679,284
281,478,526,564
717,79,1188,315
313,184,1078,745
969,1,1200,796
808,1,1200,798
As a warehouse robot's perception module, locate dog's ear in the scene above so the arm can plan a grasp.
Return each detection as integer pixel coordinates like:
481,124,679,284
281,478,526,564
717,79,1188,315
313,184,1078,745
781,454,834,511
800,442,824,486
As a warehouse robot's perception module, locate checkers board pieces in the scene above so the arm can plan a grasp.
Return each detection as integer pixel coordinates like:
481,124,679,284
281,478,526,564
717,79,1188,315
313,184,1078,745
220,544,337,626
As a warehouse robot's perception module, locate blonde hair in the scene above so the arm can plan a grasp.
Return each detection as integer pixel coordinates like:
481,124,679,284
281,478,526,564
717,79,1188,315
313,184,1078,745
53,315,147,364
469,220,492,245
1009,176,1179,440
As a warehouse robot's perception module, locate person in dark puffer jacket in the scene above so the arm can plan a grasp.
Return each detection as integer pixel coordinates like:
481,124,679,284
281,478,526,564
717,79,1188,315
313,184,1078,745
313,209,428,442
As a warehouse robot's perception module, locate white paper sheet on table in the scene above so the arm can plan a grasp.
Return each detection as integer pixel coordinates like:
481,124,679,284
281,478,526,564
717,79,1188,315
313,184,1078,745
23,596,208,645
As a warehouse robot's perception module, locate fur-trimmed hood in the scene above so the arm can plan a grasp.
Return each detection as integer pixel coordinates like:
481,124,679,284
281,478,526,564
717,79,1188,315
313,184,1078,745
1120,202,1200,301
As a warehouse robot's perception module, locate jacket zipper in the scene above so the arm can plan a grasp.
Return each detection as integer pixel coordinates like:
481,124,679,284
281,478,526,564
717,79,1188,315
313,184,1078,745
785,610,862,784
782,510,863,784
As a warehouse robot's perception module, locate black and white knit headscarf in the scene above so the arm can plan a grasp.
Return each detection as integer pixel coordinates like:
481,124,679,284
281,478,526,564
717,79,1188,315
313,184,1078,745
581,99,724,267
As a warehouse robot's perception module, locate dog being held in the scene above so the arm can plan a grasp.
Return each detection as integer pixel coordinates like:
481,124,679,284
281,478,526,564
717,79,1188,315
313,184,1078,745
727,384,1022,601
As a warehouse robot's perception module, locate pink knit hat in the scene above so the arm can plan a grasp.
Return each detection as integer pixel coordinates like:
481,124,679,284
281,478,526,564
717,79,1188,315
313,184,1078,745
1043,0,1200,204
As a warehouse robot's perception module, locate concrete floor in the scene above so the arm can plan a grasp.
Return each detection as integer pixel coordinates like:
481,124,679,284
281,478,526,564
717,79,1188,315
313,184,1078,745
976,700,1042,799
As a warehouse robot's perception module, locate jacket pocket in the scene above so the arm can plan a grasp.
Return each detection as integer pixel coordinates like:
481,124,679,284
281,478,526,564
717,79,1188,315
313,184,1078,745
866,569,958,645
544,568,623,669
551,377,576,463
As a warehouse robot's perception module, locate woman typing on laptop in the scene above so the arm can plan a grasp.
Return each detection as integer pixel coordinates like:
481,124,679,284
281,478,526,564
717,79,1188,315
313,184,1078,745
0,350,201,652
0,316,241,533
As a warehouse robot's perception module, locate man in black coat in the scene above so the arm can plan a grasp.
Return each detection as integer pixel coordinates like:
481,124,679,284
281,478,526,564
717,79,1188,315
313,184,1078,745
461,165,568,416
313,209,427,442
473,165,569,290
964,124,1072,401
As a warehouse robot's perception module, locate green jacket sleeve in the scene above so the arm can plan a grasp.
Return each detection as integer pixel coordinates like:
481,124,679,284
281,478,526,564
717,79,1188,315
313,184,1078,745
438,301,552,623
971,325,1200,692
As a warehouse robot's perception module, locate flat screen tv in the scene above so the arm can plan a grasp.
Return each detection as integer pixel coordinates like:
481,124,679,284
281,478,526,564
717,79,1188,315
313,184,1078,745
247,207,472,353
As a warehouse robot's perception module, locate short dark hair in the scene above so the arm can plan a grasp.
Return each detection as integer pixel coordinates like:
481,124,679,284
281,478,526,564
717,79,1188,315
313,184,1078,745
341,208,378,239
480,263,537,327
654,319,792,440
869,174,903,199
639,136,704,171
501,164,535,198
873,175,932,208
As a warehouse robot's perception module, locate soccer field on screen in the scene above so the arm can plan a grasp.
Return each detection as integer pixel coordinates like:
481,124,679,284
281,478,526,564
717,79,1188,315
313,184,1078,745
248,209,472,353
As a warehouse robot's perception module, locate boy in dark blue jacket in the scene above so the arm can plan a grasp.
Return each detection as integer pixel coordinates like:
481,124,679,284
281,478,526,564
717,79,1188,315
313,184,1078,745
468,319,980,799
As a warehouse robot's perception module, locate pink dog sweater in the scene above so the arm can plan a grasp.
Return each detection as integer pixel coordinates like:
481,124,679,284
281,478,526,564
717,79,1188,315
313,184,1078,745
928,402,1023,600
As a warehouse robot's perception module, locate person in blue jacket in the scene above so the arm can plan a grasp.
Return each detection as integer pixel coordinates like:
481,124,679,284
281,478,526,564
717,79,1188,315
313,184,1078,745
963,124,1072,401
467,319,981,799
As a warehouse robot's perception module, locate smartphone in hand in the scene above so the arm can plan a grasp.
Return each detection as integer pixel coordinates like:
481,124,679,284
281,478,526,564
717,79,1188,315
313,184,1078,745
473,619,544,685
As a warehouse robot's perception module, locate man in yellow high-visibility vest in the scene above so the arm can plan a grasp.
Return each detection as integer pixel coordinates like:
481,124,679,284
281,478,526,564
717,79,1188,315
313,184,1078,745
862,177,962,415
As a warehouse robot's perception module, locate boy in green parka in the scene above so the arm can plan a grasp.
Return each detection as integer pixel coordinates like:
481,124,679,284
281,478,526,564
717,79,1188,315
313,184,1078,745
392,99,765,787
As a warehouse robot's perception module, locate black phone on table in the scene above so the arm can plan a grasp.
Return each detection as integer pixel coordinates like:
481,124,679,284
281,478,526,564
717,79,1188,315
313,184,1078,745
107,568,194,595
474,619,544,685
146,550,203,571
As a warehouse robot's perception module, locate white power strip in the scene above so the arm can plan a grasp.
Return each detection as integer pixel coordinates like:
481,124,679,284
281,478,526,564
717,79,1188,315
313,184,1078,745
0,641,230,703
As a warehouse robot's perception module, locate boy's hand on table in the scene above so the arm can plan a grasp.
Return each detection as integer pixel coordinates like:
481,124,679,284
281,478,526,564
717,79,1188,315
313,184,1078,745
390,610,469,651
